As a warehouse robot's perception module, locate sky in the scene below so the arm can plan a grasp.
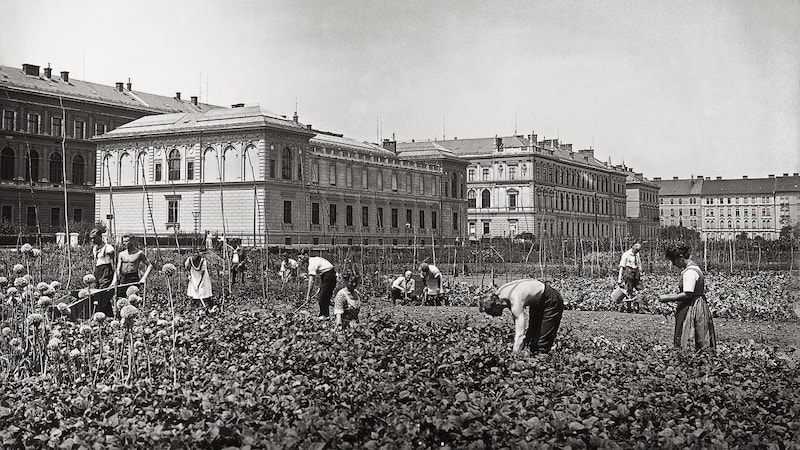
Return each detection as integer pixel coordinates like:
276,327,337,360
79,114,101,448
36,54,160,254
1,0,798,179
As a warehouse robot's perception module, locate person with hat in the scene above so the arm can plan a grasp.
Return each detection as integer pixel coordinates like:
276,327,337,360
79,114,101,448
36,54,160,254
90,224,115,316
115,233,152,298
298,250,337,320
479,278,565,353
419,262,443,305
390,270,417,305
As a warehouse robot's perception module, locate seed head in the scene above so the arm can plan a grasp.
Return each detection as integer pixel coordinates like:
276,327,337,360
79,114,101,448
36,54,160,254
26,313,44,327
82,274,96,285
12,264,24,275
20,243,33,255
93,312,107,323
126,285,140,297
161,263,177,276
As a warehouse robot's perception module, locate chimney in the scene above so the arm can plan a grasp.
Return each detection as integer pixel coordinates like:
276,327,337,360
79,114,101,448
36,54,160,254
495,136,502,150
383,138,397,154
293,111,299,123
60,71,69,82
794,173,799,176
768,174,775,178
697,175,704,180
306,124,312,130
116,82,124,92
653,177,661,181
673,176,679,180
22,64,40,76
126,78,132,91
43,65,52,79
231,103,244,108
783,173,789,176
190,96,198,105
175,92,181,100
742,176,748,179
411,139,415,143
454,136,457,140
716,176,722,180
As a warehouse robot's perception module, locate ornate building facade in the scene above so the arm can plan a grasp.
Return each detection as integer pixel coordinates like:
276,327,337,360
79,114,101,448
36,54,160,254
93,106,467,246
0,62,215,233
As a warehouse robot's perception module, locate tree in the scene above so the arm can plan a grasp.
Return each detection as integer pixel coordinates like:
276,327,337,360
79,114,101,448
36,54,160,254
779,225,793,241
659,226,700,241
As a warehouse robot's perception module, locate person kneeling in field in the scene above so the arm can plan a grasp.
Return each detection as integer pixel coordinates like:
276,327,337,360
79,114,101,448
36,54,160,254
390,270,417,305
333,272,361,329
479,279,565,353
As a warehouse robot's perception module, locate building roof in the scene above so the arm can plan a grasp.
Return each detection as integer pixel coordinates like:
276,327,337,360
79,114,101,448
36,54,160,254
775,175,800,192
395,140,461,161
437,136,530,155
654,178,703,196
310,133,395,157
94,105,313,139
701,176,799,196
625,171,660,189
0,63,218,114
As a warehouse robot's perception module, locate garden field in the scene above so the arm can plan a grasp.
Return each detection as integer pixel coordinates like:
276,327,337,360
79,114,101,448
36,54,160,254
0,246,798,448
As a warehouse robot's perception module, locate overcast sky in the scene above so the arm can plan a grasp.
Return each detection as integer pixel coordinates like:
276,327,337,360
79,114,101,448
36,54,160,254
2,0,798,179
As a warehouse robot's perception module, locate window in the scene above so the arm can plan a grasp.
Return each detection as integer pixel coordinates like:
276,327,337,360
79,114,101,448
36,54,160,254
203,148,219,182
432,211,437,229
508,166,516,180
377,171,383,190
187,161,194,180
74,120,85,139
51,117,62,136
50,207,60,228
269,159,276,178
481,189,491,208
391,172,398,191
27,113,39,134
0,148,14,180
311,202,320,225
469,222,475,235
467,190,476,208
419,210,425,229
329,163,337,185
482,168,489,181
155,163,162,181
25,150,39,182
167,199,179,224
72,155,85,185
377,207,384,228
49,152,63,183
407,173,412,193
95,123,106,136
73,208,83,223
406,209,412,228
391,208,398,228
362,168,368,189
2,111,15,130
2,206,11,223
312,161,320,183
483,221,490,235
362,206,369,227
346,166,353,188
452,212,459,230
508,191,517,210
281,147,292,180
26,207,36,226
329,203,337,225
346,205,353,226
168,149,181,181
468,169,475,181
283,201,292,224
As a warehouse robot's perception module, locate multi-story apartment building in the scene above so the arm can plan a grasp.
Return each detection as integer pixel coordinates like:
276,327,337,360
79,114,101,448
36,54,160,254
0,62,215,233
655,174,800,240
93,106,467,246
397,135,628,240
624,169,660,240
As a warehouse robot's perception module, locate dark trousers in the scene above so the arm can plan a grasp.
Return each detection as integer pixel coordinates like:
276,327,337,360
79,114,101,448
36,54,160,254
93,263,114,317
318,269,337,317
525,284,565,353
117,272,140,298
391,287,417,304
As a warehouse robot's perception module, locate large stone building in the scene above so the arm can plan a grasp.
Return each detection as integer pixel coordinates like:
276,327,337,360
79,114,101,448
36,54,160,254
93,106,467,247
625,169,660,240
655,173,800,240
0,62,215,234
397,135,629,240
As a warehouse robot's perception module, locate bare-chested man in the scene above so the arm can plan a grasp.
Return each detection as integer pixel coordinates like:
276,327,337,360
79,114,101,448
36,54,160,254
479,279,565,353
115,233,152,297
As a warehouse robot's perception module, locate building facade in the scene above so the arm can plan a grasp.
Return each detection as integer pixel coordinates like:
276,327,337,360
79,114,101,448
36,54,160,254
0,62,215,234
93,106,467,247
654,176,703,231
625,169,660,240
398,135,629,240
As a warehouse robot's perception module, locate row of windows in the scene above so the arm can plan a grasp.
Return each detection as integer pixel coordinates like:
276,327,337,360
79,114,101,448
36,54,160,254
468,162,624,195
0,205,84,227
467,189,518,209
311,161,445,197
704,196,772,205
2,110,104,139
468,164,527,182
0,148,86,184
304,202,445,229
703,218,772,229
536,191,624,217
705,208,771,217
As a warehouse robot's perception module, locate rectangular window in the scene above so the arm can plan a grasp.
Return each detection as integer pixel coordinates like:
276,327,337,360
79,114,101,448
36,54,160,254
509,193,517,210
2,110,15,130
346,205,353,226
419,210,425,229
51,117,62,136
269,159,276,178
391,208,398,228
283,200,292,224
74,120,85,139
50,207,60,227
167,199,179,224
421,176,426,195
406,209,412,228
1,205,12,223
508,166,516,180
154,163,162,181
187,161,194,180
73,208,83,223
362,206,369,227
285,237,292,246
346,166,353,188
483,221,490,235
311,161,319,183
362,168,369,189
482,169,489,181
406,173,412,193
469,222,475,234
391,172,398,191
26,207,36,226
95,123,106,136
432,211,437,229
452,212,459,230
329,203,337,225
377,171,383,190
329,163,337,185
468,169,475,181
377,207,384,228
27,113,39,134
311,202,320,225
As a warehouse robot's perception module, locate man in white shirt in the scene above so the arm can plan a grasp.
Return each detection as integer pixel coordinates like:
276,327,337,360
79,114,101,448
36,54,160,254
299,250,336,319
617,243,643,312
390,270,417,304
419,262,443,305
279,254,299,284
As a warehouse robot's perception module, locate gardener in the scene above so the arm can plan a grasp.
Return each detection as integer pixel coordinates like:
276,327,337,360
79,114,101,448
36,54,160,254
279,253,299,284
185,252,216,313
659,243,716,351
333,272,361,329
479,278,565,353
115,233,152,298
390,270,417,305
90,225,115,317
299,250,337,320
419,262,443,305
230,244,247,285
617,242,644,312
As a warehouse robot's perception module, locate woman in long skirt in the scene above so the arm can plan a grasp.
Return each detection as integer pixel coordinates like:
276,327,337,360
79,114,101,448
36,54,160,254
659,243,716,351
185,252,215,312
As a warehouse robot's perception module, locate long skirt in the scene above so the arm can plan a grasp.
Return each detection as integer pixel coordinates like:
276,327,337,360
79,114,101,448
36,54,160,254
674,296,716,351
525,284,565,353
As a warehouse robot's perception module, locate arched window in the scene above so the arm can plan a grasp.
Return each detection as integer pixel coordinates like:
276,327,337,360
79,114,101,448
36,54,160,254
168,149,181,181
135,152,147,184
25,150,40,182
467,189,476,208
243,145,257,181
203,148,220,182
72,154,85,185
223,146,239,182
281,147,292,180
481,189,491,208
102,154,115,186
119,152,135,185
0,148,14,180
49,152,63,183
